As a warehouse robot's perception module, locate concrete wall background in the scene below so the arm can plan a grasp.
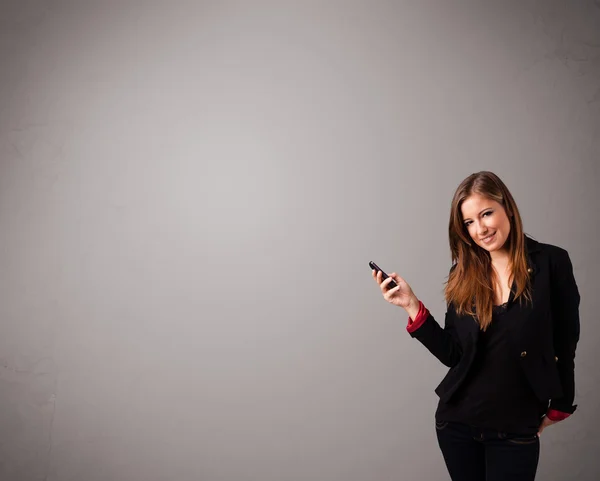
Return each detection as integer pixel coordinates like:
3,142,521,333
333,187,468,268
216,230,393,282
0,1,598,480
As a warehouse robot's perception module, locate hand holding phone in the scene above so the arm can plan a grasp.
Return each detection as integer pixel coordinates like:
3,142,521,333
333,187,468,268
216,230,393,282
369,261,419,314
369,261,398,289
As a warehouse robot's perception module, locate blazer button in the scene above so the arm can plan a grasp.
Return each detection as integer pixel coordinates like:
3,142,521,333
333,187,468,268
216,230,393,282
520,351,527,357
555,356,558,362
527,267,533,273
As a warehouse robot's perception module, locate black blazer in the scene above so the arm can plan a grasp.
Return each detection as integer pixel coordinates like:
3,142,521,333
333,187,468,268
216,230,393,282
410,235,581,414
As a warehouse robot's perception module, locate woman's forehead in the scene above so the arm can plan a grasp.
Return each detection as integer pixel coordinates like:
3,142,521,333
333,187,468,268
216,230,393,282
461,194,500,214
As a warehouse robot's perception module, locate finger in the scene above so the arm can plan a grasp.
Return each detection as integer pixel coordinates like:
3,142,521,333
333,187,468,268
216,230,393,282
375,271,383,284
389,272,406,284
385,285,401,298
381,277,393,291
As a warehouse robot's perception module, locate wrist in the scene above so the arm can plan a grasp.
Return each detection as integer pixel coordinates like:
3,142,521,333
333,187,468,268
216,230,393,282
405,296,421,320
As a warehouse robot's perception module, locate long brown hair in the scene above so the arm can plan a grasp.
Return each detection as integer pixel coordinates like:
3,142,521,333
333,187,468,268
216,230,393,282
444,171,532,330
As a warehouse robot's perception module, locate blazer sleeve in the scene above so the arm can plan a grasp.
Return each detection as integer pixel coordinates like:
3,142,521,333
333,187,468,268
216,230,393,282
408,304,463,368
549,248,581,414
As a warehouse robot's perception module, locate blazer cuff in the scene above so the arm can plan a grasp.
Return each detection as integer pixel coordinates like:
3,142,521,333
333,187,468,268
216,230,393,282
406,301,429,333
546,409,571,422
549,401,577,415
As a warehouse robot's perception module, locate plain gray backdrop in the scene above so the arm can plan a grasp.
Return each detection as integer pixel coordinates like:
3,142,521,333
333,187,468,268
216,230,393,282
0,1,598,480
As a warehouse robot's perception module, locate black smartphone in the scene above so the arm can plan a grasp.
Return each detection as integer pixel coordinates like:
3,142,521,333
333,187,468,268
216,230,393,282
368,261,398,289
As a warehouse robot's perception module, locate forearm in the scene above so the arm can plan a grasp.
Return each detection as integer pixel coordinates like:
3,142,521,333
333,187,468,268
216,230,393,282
405,301,462,368
403,295,421,321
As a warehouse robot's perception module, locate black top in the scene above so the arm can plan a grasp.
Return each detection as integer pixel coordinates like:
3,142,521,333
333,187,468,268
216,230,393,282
435,302,548,434
409,237,580,420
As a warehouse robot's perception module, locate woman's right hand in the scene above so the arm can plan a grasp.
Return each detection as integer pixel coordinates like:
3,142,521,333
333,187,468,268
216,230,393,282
372,270,418,311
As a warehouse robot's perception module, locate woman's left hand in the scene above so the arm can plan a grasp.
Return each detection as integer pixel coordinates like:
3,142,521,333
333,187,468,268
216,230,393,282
537,416,559,437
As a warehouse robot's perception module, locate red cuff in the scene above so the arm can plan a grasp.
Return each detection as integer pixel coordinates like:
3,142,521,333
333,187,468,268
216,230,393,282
407,301,430,333
546,409,570,422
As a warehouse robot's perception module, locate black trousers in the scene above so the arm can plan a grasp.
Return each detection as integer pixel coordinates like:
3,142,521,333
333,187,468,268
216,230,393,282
435,420,540,481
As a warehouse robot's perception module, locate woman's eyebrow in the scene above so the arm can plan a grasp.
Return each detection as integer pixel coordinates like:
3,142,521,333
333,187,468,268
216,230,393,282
463,208,492,221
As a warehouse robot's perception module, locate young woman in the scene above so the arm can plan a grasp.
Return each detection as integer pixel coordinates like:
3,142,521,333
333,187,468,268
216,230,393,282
372,171,580,481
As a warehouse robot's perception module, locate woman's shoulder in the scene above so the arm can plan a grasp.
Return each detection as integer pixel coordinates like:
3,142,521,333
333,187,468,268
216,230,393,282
525,235,574,267
526,235,570,255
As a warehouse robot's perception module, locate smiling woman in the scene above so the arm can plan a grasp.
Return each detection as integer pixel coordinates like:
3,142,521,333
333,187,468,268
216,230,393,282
372,171,581,481
446,172,533,331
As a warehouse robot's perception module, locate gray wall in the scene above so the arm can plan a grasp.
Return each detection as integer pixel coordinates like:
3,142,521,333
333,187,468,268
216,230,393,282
0,1,598,480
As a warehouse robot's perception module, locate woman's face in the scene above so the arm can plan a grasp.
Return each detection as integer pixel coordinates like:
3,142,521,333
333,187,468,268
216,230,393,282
460,193,512,254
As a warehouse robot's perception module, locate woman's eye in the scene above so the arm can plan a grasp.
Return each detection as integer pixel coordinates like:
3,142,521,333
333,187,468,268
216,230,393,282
483,211,493,217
